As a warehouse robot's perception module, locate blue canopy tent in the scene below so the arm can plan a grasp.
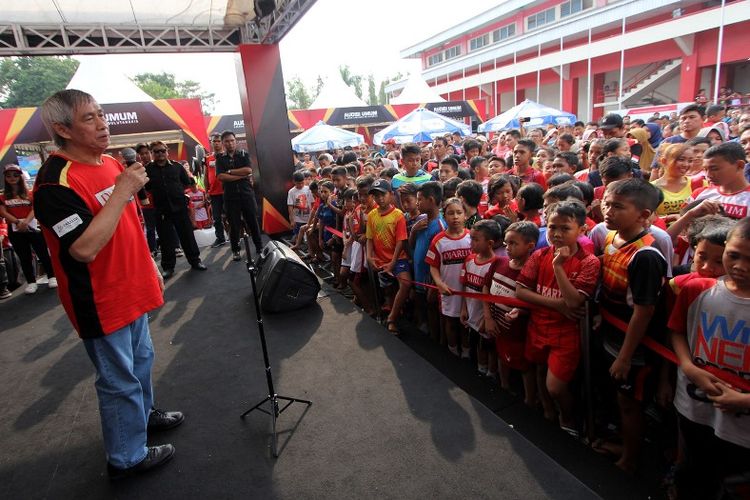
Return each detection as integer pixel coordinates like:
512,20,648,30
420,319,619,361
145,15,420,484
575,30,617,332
291,121,364,153
373,107,471,145
478,99,577,133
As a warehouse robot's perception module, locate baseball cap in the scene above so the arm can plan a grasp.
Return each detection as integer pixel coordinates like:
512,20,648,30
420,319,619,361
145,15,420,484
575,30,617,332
369,179,392,194
600,113,624,130
383,138,397,145
3,164,22,173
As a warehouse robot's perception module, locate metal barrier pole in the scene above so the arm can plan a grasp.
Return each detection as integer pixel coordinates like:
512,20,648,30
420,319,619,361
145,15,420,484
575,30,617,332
580,300,594,443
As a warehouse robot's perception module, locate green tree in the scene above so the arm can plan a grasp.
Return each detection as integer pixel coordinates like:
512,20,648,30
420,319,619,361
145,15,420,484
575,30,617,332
314,76,325,100
367,74,378,106
339,65,363,99
378,72,403,105
132,72,216,113
285,76,313,110
0,56,79,108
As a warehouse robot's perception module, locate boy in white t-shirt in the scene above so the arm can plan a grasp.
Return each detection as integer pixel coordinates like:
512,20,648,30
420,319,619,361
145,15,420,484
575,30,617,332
669,217,750,499
287,171,314,238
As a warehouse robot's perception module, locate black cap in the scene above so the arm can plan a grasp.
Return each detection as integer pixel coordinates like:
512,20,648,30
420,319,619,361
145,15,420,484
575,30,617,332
600,113,624,130
369,179,392,194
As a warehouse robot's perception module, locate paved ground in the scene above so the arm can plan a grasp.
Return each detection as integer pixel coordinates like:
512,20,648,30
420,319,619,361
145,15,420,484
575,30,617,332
0,244,602,499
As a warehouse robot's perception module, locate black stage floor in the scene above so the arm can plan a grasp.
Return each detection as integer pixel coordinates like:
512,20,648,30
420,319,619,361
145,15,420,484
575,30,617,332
1,244,635,499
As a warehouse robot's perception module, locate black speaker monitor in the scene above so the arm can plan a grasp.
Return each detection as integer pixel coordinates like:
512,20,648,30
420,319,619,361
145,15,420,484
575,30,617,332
254,240,320,313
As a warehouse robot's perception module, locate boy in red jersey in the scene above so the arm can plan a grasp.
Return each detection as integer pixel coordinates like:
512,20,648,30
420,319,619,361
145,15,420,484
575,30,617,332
599,178,668,473
460,219,500,377
484,221,539,404
516,200,600,435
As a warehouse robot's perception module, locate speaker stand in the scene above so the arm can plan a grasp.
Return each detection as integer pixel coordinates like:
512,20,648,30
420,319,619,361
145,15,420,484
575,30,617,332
239,235,312,457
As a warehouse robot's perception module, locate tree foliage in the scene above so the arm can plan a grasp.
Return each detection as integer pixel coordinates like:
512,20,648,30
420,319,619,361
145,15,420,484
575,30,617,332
285,70,401,109
367,74,378,106
339,65,363,99
0,56,79,108
286,76,314,110
132,72,216,113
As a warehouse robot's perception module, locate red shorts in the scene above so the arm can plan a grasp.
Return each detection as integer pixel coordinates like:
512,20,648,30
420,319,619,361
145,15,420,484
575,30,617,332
525,329,580,383
496,333,529,371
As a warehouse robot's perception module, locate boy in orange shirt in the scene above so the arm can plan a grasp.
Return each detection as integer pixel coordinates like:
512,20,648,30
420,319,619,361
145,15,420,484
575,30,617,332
366,179,410,334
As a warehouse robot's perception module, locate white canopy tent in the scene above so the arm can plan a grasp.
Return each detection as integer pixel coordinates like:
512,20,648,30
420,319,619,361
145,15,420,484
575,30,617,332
66,58,154,104
390,73,446,105
309,76,367,109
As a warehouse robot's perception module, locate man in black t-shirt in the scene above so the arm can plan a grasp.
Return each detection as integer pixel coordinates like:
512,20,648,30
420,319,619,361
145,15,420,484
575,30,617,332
215,131,263,260
144,141,206,278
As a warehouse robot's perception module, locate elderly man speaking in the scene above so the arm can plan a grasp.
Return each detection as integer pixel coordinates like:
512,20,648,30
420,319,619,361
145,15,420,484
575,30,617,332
33,89,183,479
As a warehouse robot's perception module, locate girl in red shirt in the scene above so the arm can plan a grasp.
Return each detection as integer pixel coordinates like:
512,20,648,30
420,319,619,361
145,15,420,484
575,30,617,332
0,165,56,294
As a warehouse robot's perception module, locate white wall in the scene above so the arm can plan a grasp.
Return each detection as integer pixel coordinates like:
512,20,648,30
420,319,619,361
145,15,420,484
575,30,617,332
578,76,592,122
537,82,560,109
500,90,515,112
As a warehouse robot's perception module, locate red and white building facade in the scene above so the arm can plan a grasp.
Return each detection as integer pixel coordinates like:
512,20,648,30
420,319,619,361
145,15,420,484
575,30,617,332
388,0,750,122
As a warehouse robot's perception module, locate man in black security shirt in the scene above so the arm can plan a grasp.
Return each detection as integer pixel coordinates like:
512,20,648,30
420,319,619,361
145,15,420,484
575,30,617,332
215,131,263,261
144,141,207,278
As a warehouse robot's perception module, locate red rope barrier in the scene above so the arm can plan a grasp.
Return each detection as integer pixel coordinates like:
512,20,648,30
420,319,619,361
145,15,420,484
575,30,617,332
316,237,749,392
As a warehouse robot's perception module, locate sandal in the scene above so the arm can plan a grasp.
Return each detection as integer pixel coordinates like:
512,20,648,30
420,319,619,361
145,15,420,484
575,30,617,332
590,438,622,460
386,320,400,335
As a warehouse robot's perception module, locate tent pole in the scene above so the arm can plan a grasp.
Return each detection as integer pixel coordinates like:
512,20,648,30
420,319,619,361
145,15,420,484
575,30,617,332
587,28,592,122
559,36,564,110
513,51,518,106
494,58,498,116
536,44,541,102
713,0,726,103
618,17,626,109
462,68,466,101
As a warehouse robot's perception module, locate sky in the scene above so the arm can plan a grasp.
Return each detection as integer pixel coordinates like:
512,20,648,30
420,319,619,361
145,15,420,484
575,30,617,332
73,0,501,115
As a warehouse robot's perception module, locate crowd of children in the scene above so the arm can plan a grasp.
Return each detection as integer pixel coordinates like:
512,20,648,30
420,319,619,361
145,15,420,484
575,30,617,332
288,109,750,499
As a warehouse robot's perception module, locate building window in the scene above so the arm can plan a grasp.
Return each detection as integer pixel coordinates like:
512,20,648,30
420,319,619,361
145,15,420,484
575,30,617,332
560,0,592,18
492,23,516,42
444,45,461,60
527,7,555,30
428,53,443,66
469,33,490,51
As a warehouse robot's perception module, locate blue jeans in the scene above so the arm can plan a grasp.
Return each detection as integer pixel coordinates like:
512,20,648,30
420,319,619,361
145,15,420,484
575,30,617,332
83,314,154,468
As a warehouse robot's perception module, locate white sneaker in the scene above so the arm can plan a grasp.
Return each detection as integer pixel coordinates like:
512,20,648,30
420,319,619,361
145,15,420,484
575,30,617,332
24,283,38,294
48,277,58,288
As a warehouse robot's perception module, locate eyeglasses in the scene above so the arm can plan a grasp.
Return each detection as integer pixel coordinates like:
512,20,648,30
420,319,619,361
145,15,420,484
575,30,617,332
152,149,167,154
4,172,21,177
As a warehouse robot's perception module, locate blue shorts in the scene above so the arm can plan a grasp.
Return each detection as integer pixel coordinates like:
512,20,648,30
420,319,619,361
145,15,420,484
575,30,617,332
378,259,411,287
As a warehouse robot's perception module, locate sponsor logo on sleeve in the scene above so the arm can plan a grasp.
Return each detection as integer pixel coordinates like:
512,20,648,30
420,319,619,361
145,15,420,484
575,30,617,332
52,213,83,238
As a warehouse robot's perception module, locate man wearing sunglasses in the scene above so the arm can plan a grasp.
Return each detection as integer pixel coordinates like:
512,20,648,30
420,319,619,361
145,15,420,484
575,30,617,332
144,141,207,278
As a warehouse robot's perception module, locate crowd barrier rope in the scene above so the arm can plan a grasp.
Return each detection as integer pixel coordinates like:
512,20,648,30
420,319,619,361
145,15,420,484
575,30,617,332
320,227,750,393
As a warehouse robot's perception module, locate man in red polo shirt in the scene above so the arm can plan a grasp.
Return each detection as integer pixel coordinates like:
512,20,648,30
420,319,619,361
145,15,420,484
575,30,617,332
34,89,183,479
204,133,227,247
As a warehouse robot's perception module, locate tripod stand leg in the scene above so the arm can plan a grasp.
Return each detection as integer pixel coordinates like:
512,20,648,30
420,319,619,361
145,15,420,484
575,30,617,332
271,397,279,457
239,234,313,457
240,395,272,418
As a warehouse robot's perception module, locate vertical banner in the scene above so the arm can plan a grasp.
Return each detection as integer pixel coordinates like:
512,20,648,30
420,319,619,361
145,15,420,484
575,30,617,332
236,44,294,234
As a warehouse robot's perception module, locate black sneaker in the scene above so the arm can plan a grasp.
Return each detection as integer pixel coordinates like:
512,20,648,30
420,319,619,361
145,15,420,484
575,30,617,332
148,408,185,432
210,239,227,248
0,287,11,300
232,252,242,262
175,248,184,257
107,444,175,480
